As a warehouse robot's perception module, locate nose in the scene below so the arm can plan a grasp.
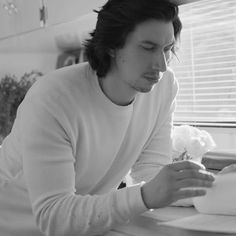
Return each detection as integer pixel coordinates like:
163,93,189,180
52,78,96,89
152,51,167,73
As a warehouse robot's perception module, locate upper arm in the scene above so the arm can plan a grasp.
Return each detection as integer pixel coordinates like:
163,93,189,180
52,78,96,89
19,97,76,206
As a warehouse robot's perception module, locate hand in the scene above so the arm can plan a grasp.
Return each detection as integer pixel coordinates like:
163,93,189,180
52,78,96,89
141,160,215,209
218,164,236,175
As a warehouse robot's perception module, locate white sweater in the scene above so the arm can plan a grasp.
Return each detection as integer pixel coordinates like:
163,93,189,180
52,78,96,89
0,62,178,236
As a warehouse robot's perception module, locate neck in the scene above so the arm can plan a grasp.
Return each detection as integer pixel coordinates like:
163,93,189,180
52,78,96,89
98,73,136,106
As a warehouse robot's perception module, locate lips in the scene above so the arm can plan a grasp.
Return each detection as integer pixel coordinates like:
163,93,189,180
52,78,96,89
143,72,160,82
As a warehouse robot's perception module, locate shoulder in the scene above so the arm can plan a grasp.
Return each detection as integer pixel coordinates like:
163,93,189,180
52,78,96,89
26,62,90,98
20,62,95,118
23,62,96,108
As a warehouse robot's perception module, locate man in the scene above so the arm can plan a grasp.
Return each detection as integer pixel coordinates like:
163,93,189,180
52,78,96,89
0,0,215,235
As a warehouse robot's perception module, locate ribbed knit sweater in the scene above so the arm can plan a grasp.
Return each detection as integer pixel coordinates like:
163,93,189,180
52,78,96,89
0,62,178,236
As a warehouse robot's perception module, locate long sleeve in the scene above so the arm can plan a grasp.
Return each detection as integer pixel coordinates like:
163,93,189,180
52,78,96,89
18,97,147,236
129,69,178,184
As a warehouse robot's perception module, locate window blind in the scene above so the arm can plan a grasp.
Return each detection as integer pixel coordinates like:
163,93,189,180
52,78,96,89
171,0,236,127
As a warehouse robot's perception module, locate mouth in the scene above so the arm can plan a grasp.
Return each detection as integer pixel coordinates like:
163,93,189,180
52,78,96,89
143,73,161,83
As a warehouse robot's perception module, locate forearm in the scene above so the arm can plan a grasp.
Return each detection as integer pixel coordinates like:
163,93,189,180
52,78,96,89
33,184,147,236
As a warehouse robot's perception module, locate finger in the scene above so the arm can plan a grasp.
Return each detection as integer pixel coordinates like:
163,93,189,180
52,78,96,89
175,178,213,190
218,164,236,175
169,160,206,172
175,188,206,201
176,169,215,181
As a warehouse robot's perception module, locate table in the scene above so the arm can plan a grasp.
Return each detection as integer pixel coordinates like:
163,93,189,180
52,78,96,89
106,207,236,236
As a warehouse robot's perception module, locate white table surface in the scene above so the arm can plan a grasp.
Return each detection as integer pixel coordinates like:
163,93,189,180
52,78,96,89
106,207,236,236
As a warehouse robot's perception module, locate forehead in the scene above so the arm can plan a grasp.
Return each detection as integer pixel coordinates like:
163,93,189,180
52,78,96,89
127,19,175,46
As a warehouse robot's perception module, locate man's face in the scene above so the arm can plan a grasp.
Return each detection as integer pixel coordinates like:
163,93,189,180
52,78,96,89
110,19,175,94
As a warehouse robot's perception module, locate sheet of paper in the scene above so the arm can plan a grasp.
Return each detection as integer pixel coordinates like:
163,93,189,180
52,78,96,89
158,213,236,233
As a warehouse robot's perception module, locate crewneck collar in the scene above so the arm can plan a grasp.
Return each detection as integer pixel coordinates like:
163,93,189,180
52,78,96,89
87,64,134,115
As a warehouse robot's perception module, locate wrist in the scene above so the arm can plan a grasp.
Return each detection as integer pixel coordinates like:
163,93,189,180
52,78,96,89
140,182,151,209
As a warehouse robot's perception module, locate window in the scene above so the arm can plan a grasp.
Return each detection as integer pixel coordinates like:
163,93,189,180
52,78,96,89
171,0,236,128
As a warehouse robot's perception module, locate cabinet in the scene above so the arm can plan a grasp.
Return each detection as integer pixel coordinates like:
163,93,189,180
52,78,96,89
46,0,106,25
17,0,42,33
0,0,18,39
0,0,41,39
0,0,106,40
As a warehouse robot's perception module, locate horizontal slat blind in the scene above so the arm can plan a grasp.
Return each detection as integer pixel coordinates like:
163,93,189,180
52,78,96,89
171,0,236,126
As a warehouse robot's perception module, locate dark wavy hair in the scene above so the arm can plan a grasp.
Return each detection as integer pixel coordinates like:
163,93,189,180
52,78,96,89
84,0,182,77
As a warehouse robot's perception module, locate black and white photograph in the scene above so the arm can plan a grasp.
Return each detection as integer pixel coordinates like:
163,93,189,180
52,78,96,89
0,0,236,235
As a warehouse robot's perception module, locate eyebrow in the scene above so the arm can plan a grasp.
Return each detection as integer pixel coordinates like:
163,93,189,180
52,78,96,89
140,40,175,48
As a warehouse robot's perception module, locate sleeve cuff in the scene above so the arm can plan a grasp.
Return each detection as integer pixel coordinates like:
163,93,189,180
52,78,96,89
114,182,149,222
128,182,149,215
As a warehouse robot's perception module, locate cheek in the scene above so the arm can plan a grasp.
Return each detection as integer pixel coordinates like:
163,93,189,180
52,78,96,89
117,49,150,72
116,53,129,69
128,51,149,68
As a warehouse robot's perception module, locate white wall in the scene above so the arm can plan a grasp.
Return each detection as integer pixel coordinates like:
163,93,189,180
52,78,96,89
0,13,97,80
0,52,58,80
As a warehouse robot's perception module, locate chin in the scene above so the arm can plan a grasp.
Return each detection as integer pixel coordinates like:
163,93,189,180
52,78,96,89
137,85,156,93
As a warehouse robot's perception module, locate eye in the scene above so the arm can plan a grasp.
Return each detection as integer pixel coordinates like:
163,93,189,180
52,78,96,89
141,45,155,51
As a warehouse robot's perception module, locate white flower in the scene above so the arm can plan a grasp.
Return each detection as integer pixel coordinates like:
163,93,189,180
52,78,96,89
172,125,216,162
